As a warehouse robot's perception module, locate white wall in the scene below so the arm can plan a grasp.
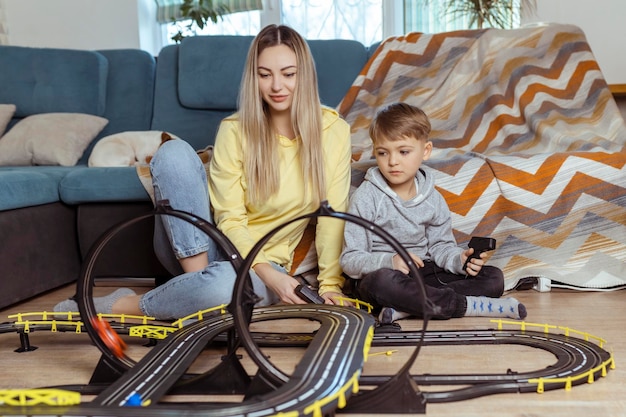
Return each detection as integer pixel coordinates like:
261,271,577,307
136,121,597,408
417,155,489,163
3,0,625,83
3,0,163,56
523,0,626,85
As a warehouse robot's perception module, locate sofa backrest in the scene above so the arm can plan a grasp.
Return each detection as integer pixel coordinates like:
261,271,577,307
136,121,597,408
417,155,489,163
150,35,375,150
82,49,156,163
0,45,108,121
0,45,156,164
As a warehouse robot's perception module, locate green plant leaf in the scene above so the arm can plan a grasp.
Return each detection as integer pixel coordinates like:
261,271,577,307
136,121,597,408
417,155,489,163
171,0,231,42
438,0,536,29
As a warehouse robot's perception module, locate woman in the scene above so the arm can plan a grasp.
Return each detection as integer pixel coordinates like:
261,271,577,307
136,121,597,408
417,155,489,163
54,25,352,320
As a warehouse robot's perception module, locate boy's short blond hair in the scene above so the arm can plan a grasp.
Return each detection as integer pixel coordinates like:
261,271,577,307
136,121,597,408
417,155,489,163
369,102,431,144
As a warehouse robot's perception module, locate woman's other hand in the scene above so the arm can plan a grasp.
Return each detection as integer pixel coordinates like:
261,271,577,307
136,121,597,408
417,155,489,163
254,263,306,304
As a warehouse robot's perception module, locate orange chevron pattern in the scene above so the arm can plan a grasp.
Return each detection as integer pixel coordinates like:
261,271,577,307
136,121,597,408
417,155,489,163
341,24,626,290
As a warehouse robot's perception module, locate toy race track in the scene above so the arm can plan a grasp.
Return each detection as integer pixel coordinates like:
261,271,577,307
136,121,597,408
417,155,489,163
0,312,615,416
0,203,616,416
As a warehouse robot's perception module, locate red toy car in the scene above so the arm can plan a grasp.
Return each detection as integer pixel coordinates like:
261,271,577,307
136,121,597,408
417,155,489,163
91,317,127,358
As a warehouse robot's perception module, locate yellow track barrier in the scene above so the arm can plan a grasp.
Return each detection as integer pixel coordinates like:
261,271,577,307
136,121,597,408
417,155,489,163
490,319,615,393
0,389,80,406
171,304,229,329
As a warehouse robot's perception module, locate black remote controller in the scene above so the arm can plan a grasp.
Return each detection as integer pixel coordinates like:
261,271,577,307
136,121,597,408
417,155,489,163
295,284,325,304
462,236,496,271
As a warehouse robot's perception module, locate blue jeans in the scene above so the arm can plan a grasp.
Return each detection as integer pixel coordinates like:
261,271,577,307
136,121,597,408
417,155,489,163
138,139,279,320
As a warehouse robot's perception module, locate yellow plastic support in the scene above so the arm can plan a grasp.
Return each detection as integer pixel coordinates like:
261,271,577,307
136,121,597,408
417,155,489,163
128,325,177,340
0,389,80,406
171,304,229,328
336,297,374,313
535,379,544,393
97,313,155,324
362,325,374,361
489,320,606,347
369,349,398,357
303,370,362,417
565,377,572,391
12,319,84,334
10,311,80,322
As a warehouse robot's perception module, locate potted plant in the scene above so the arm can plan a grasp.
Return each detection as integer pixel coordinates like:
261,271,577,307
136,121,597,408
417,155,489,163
170,0,230,43
442,0,536,29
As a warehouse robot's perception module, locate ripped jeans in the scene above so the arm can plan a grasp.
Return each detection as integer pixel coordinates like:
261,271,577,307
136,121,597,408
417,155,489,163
138,139,279,320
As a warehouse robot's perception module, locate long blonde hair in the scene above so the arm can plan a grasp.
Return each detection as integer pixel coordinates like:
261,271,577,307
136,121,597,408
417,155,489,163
238,24,325,206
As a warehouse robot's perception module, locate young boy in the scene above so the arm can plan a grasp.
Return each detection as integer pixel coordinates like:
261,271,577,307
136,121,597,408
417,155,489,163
340,103,527,323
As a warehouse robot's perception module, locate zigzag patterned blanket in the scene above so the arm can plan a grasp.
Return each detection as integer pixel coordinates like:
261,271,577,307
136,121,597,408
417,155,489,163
338,23,626,290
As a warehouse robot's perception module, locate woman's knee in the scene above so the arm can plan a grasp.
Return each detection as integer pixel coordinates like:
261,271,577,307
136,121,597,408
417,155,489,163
150,139,208,207
151,139,203,176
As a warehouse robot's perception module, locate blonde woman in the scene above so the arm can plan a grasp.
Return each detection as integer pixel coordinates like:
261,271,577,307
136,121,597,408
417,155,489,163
54,25,352,320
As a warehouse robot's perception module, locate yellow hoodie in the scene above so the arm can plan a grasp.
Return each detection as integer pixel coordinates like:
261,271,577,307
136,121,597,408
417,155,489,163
208,107,351,295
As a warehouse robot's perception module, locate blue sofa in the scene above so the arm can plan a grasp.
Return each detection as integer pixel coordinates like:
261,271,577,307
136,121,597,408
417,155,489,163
0,37,376,309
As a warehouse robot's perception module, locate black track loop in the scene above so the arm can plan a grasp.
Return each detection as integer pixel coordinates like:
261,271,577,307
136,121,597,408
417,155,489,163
231,200,431,388
76,201,243,373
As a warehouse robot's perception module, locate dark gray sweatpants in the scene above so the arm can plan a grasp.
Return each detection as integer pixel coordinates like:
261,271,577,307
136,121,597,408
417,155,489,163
350,261,504,320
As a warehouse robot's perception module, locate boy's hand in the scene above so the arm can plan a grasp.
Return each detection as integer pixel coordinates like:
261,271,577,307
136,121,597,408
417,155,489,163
461,248,486,276
392,253,424,274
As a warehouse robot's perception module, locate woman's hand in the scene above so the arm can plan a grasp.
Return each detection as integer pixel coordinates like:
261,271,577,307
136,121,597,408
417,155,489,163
253,263,306,304
392,253,424,274
461,248,486,276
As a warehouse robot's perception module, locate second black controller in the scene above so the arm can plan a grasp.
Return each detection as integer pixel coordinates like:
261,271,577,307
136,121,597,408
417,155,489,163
462,236,496,272
295,284,325,304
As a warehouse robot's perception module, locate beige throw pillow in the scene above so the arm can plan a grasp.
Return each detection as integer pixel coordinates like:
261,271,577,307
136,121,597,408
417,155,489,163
0,104,16,137
0,113,108,166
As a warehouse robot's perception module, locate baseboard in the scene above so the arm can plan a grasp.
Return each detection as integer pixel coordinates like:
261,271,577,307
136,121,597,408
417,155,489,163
94,277,156,287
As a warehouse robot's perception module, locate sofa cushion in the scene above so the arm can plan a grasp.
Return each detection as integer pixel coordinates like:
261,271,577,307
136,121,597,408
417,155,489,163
0,104,16,137
0,46,108,118
178,35,254,110
151,45,232,151
176,36,369,111
0,113,108,166
80,49,157,165
59,166,150,204
0,170,61,210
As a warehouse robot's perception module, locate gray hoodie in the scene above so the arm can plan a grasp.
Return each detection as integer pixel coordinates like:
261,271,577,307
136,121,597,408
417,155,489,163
341,166,464,279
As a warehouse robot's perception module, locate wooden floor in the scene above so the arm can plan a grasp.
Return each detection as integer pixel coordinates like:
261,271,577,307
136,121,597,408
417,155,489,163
1,283,625,416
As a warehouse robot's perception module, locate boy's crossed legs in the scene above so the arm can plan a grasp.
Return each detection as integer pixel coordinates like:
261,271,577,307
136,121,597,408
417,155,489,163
352,264,526,323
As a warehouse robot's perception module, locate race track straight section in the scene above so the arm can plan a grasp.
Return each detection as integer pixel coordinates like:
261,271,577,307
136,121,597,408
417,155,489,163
91,304,374,416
